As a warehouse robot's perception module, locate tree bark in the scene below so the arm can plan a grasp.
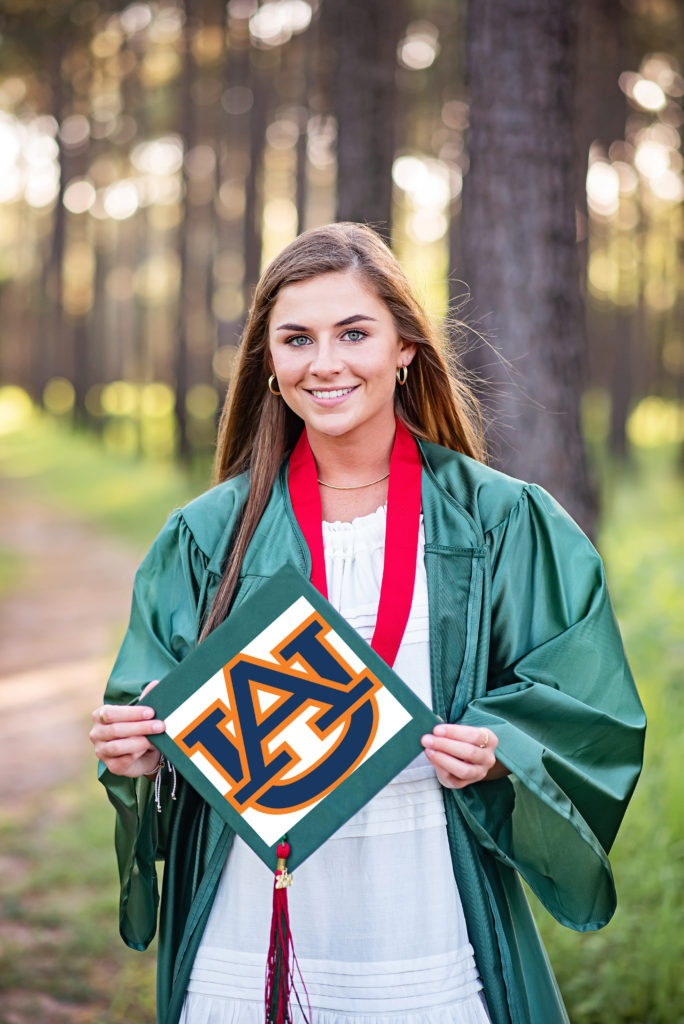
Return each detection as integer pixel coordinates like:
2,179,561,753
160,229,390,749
243,47,269,299
574,0,628,221
460,0,597,535
174,3,197,462
324,0,405,240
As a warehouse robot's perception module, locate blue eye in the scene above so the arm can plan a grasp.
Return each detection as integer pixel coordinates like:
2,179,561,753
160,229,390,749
286,335,311,347
344,329,367,342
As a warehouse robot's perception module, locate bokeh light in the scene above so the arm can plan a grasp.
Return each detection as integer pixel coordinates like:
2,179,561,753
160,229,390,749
60,114,91,149
43,378,76,416
392,155,452,207
0,386,33,434
64,179,97,215
627,396,684,446
587,161,621,216
120,3,153,35
649,170,684,201
250,1,312,47
632,79,667,112
186,384,219,419
213,346,239,382
104,181,140,220
398,22,440,71
212,285,244,323
131,135,184,176
0,117,21,170
101,380,139,417
634,140,671,179
134,252,182,306
141,382,175,418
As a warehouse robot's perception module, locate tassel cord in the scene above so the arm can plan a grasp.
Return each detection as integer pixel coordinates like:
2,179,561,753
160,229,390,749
153,755,178,813
265,841,311,1024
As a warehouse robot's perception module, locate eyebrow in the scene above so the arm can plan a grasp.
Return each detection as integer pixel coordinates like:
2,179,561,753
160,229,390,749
275,314,378,331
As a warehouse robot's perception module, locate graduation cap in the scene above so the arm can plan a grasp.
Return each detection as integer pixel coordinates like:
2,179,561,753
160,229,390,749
148,563,438,1023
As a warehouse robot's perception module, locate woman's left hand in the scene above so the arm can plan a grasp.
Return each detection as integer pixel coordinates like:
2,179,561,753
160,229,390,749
421,723,505,789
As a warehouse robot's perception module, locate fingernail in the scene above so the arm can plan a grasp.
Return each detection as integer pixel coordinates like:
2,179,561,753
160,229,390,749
142,707,155,718
433,724,446,736
421,734,434,747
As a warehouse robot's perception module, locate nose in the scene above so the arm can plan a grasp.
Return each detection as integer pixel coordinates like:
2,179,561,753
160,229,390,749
309,337,343,377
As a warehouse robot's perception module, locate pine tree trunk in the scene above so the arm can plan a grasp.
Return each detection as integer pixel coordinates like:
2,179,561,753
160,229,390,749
243,47,269,298
460,0,597,535
324,0,405,240
175,3,196,462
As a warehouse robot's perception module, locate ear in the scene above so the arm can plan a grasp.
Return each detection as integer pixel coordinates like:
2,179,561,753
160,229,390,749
398,341,417,367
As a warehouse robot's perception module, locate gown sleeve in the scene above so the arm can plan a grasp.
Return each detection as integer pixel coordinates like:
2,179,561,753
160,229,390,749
455,484,645,931
99,510,208,950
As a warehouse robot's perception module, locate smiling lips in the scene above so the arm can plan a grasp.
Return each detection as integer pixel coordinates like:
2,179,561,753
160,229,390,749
307,386,358,400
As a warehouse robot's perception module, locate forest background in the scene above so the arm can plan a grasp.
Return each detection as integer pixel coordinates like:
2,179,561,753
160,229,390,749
0,0,682,1022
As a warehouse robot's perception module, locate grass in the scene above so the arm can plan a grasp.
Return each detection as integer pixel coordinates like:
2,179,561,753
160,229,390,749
0,398,208,553
0,770,157,1024
0,546,22,599
533,444,684,1023
0,400,682,1022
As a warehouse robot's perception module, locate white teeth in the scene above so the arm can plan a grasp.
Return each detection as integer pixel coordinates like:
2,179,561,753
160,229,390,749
310,388,355,399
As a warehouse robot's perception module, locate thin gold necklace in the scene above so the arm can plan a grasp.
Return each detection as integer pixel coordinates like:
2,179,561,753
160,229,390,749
317,471,390,490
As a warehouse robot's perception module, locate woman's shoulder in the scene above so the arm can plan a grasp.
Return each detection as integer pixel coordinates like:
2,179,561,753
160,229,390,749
419,439,593,565
418,439,532,536
171,471,251,561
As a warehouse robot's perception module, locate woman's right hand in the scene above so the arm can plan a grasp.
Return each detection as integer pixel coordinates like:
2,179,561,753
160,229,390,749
90,680,166,777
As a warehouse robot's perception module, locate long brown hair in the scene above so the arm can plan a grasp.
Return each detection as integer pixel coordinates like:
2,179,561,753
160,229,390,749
201,222,485,638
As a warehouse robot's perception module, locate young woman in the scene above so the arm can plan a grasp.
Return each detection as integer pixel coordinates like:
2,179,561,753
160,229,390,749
91,223,645,1024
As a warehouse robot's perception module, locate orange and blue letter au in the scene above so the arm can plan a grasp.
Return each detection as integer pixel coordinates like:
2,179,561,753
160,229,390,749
176,612,381,816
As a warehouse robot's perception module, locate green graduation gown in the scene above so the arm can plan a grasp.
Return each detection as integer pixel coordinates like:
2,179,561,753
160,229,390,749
100,439,645,1024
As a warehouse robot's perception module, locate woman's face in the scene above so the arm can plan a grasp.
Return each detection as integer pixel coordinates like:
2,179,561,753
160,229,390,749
268,271,415,447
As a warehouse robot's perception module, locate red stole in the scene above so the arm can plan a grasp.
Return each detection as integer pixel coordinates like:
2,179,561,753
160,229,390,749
287,419,422,667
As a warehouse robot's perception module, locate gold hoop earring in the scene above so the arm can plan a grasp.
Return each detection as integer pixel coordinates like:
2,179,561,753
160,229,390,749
396,365,408,386
268,374,281,396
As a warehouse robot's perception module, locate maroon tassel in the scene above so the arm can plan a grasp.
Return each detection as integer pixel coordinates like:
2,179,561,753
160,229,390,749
265,839,310,1024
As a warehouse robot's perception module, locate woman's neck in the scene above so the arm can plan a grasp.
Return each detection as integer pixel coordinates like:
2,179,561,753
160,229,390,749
306,424,395,524
306,425,395,487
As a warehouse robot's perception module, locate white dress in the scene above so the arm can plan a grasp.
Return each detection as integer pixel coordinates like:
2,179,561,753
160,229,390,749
180,506,490,1024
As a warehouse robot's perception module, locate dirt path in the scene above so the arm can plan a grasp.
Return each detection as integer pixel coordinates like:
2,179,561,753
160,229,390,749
0,478,141,814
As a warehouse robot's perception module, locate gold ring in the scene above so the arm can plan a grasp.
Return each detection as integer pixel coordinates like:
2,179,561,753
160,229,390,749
479,730,489,749
99,707,106,724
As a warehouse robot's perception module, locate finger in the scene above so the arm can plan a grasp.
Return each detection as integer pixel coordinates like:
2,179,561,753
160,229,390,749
96,735,158,760
433,767,472,791
97,718,165,740
475,728,496,752
421,734,495,766
424,747,488,784
100,749,161,778
93,704,156,726
88,716,165,757
431,723,498,750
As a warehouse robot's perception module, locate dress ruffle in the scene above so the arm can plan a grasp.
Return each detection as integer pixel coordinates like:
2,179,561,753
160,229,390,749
182,948,489,1023
180,997,489,1024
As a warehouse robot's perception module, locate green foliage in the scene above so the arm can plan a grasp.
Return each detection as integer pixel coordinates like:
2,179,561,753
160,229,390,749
0,545,22,599
0,770,156,1023
0,401,208,552
533,445,684,1023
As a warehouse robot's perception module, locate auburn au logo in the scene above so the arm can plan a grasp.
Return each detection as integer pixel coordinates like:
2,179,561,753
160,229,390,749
175,610,382,816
